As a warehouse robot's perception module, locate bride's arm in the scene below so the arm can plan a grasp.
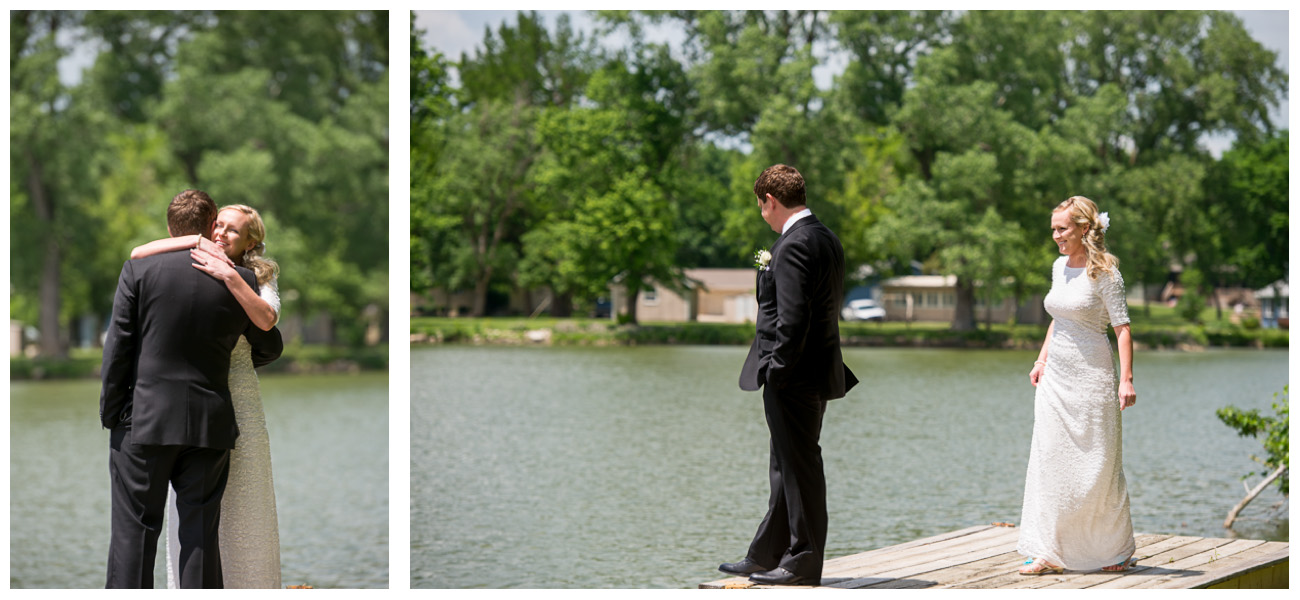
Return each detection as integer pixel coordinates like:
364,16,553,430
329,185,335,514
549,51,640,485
1114,323,1136,410
131,235,233,266
190,247,279,331
1029,320,1054,387
131,235,202,259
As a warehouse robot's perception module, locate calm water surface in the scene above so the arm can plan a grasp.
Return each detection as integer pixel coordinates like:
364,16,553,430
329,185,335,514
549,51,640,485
411,345,1288,588
10,372,388,589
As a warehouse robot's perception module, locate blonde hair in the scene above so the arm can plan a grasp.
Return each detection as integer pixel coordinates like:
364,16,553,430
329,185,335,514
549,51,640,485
1054,196,1118,280
220,204,280,287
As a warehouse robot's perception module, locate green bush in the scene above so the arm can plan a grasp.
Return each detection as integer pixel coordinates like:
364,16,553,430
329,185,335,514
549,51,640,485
1217,386,1289,495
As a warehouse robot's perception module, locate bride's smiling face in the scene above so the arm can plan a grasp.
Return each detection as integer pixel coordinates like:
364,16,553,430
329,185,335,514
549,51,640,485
1051,209,1087,257
212,209,253,259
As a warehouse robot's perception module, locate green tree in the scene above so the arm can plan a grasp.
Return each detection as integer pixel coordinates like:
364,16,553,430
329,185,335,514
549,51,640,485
10,10,109,357
829,11,950,127
1067,11,1287,161
410,14,454,296
1217,386,1289,527
11,11,389,353
429,100,539,317
414,11,595,317
150,11,390,344
519,41,692,322
1205,130,1289,293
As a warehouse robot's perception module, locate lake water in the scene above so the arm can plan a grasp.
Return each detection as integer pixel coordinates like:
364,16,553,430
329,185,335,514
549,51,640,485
410,345,1288,588
9,372,389,589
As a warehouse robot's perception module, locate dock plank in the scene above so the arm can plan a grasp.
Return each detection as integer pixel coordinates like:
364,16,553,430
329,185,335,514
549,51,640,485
1075,537,1246,589
942,533,1172,590
698,527,1287,590
1155,542,1289,589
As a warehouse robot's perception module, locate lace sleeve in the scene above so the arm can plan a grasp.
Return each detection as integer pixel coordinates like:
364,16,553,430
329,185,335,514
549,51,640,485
1099,268,1130,327
260,276,282,327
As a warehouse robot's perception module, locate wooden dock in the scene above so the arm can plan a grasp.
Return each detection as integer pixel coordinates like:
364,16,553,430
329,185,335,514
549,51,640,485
701,524,1288,589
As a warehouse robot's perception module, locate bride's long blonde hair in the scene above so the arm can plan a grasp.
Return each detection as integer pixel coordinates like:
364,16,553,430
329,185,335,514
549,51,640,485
1054,196,1118,280
220,204,279,287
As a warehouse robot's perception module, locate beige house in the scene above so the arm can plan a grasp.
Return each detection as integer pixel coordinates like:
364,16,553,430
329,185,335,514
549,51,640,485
611,268,758,323
880,275,1045,324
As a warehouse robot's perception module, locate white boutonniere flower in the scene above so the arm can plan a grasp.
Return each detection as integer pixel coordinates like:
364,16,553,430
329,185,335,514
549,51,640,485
1097,212,1110,233
754,248,772,271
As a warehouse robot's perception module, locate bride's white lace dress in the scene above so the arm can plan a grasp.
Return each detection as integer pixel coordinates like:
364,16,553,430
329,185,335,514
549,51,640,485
1017,258,1135,570
166,279,282,588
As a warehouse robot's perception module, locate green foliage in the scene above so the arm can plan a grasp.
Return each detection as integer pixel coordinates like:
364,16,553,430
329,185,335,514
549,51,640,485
10,11,388,353
411,9,1287,335
1204,131,1289,290
1177,268,1208,324
1217,387,1289,495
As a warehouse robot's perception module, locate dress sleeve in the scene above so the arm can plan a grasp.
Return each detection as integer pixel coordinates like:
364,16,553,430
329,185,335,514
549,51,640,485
1099,268,1130,327
260,276,282,327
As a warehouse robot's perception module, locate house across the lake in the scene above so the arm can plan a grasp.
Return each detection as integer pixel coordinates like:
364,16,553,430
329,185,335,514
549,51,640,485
612,270,1048,325
611,269,758,323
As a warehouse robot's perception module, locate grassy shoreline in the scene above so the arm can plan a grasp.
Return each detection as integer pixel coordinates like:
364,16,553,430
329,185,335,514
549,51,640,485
411,315,1288,351
9,343,388,381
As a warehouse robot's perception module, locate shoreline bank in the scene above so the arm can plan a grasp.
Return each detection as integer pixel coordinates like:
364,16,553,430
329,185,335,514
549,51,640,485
410,318,1287,351
10,344,388,381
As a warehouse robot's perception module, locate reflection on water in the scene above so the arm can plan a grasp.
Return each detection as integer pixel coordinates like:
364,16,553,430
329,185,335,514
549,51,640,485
411,346,1287,588
9,372,388,589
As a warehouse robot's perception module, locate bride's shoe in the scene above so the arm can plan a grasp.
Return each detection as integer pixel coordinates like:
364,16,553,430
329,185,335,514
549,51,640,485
1101,557,1137,572
1018,559,1064,576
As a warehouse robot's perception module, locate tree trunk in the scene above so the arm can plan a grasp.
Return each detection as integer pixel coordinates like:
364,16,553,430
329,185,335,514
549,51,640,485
1223,464,1287,528
550,291,573,317
39,239,64,357
950,277,977,331
26,148,66,358
471,268,491,317
624,280,639,324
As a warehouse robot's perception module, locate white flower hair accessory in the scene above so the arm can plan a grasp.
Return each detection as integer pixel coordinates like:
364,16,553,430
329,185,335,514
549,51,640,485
1096,212,1110,233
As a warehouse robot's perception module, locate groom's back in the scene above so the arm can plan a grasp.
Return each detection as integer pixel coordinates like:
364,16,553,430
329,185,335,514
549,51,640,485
120,250,256,449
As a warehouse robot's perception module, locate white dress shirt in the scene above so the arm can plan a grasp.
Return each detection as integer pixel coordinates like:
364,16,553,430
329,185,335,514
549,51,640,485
782,208,813,235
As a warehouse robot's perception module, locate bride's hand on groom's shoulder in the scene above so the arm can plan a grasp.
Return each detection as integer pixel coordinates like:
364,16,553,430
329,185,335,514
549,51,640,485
196,237,234,266
191,247,239,283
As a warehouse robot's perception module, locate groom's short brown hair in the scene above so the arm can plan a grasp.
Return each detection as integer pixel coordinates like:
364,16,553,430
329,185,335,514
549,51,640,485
167,189,217,237
754,164,806,208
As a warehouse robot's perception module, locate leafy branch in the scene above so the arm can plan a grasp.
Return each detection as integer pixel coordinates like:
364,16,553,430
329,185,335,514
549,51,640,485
1216,386,1288,527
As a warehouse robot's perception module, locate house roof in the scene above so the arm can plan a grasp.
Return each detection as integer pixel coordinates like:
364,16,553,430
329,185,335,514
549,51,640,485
684,268,756,292
881,275,958,288
1255,280,1289,298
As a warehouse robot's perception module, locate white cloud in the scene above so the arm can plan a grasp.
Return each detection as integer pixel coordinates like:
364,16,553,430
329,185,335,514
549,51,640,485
413,11,481,61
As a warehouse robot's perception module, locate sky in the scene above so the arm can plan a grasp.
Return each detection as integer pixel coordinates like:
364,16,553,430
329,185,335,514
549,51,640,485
414,9,1292,156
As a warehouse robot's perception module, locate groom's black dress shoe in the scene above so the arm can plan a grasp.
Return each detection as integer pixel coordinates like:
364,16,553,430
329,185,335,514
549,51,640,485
719,558,770,577
749,567,816,586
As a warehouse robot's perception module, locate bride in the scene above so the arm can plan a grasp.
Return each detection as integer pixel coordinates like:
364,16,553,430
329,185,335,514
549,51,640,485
131,204,283,588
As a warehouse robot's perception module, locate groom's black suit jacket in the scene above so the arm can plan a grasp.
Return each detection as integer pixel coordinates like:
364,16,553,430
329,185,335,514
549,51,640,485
99,250,283,449
739,215,858,399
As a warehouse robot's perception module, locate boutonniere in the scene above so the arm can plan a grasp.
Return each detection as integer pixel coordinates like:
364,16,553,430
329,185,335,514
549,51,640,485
753,248,771,271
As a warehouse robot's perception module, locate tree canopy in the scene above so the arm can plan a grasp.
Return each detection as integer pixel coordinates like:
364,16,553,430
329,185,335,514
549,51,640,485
414,10,1286,328
11,10,389,355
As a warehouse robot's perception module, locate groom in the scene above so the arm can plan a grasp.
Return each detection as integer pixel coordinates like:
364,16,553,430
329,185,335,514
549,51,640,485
100,189,283,588
721,164,858,586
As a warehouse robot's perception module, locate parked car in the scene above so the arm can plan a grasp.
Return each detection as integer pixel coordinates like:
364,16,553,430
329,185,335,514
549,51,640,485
841,298,886,322
593,297,612,319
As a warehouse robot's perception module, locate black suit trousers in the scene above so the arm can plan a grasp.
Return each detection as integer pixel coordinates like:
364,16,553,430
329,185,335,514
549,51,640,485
106,424,230,589
747,383,828,579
